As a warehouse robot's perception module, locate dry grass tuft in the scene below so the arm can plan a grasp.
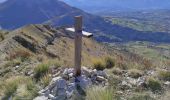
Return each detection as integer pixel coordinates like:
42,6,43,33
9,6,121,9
128,69,143,79
147,77,162,93
112,68,123,75
158,70,170,81
142,58,153,70
7,49,32,61
1,76,38,100
86,86,113,100
92,58,105,71
34,63,50,81
105,57,115,69
40,74,52,88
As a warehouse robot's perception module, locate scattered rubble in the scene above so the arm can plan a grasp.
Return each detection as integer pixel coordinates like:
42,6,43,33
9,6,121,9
34,67,109,100
34,67,170,100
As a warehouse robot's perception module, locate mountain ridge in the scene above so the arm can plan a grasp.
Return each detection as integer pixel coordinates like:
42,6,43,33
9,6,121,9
1,0,170,43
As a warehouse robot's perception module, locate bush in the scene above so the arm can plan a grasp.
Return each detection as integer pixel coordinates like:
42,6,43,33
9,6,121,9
34,64,50,80
86,86,113,100
147,78,162,93
128,69,143,79
158,71,170,81
105,57,115,69
93,59,105,71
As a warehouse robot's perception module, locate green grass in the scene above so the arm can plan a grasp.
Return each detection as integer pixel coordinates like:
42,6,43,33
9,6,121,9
1,76,38,100
147,77,162,93
40,74,52,88
3,78,18,99
124,42,170,61
34,63,50,80
158,71,170,81
86,86,113,100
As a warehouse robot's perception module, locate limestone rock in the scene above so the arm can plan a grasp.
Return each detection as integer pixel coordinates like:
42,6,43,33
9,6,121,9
96,76,106,82
164,81,170,86
82,66,92,77
34,96,48,100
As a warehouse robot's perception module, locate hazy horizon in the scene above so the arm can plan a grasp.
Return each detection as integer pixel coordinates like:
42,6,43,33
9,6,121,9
63,0,170,12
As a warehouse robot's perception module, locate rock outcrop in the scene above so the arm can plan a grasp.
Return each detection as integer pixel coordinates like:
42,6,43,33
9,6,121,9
34,67,109,100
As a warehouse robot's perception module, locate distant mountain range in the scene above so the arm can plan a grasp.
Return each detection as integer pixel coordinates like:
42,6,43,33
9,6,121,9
0,0,111,33
63,0,170,13
1,0,170,43
0,0,78,29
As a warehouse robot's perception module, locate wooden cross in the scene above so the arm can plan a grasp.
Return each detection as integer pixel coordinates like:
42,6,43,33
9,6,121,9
66,16,93,77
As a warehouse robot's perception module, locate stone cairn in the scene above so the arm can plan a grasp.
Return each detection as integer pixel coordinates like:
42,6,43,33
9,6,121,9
34,67,108,100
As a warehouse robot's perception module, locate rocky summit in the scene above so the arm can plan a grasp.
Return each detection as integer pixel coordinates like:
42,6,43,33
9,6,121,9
34,67,109,100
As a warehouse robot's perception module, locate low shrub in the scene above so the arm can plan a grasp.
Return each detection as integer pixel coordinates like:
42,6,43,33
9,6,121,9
93,59,105,71
147,77,162,93
34,63,50,80
105,57,115,69
158,71,170,81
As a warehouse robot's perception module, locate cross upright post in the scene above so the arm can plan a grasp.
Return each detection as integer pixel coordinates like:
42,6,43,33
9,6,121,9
74,16,83,77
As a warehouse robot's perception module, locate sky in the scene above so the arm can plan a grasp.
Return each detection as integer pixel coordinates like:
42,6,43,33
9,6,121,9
1,0,170,11
63,0,170,12
0,0,6,3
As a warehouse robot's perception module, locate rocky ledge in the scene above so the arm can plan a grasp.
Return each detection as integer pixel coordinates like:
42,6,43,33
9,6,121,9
34,67,109,100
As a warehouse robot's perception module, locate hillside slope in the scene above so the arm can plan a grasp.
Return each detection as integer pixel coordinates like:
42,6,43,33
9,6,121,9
0,24,115,81
0,24,169,100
